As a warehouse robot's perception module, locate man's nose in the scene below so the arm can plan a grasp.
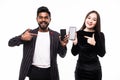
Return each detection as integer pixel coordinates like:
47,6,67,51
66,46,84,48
41,18,46,21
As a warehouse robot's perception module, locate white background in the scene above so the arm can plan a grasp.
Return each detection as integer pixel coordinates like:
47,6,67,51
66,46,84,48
0,0,120,80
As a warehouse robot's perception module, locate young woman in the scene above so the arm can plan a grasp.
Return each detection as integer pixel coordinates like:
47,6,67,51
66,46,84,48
71,10,106,80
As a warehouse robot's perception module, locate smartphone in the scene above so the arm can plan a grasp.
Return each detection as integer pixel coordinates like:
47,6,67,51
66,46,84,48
69,27,76,40
60,29,66,41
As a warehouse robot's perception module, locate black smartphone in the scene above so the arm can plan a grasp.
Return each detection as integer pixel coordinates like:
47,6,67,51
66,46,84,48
69,27,76,40
60,29,66,41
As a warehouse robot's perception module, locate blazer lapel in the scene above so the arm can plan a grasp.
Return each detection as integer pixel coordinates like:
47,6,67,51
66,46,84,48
49,30,54,63
31,28,39,56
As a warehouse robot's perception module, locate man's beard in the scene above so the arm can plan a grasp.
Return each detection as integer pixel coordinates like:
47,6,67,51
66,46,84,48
38,21,49,30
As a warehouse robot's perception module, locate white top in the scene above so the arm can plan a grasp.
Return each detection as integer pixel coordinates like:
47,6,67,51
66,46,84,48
32,31,50,68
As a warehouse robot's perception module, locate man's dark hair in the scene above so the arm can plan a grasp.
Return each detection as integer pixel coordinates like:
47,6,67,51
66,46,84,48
37,6,51,17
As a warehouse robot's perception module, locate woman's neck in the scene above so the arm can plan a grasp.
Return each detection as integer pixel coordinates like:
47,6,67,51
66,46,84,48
84,28,95,32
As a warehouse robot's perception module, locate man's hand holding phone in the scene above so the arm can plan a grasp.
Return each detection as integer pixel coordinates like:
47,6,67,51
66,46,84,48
60,29,68,47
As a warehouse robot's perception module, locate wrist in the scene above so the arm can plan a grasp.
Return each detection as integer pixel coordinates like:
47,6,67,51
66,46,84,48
21,34,24,40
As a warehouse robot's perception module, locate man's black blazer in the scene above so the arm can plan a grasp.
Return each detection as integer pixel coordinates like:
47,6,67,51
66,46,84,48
8,27,67,80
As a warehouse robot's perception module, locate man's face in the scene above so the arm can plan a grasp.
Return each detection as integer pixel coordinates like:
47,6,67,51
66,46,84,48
36,12,51,31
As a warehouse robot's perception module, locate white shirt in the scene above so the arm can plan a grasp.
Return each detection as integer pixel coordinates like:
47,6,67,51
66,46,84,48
32,31,50,68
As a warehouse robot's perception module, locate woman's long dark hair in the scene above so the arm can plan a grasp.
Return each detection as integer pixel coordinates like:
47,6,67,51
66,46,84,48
80,10,101,32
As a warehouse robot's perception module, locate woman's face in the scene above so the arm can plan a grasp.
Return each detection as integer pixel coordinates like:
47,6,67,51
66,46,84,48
85,13,97,30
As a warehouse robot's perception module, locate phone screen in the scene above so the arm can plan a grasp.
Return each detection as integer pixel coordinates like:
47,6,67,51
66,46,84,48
69,27,76,40
60,29,66,41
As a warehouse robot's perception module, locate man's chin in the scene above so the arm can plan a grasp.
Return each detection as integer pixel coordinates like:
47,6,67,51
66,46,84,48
39,27,48,30
39,24,49,30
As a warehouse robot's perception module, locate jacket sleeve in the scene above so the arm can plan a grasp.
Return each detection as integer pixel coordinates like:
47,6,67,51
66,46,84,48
95,32,106,57
56,32,67,58
8,35,24,47
57,42,67,58
8,30,28,47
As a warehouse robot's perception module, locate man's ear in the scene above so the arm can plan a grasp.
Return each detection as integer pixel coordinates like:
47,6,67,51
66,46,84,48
49,18,51,23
